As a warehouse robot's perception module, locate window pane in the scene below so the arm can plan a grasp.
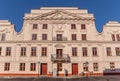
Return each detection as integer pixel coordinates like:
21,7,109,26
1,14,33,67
1,33,5,41
4,63,10,71
106,47,112,56
81,34,86,40
32,34,37,40
112,34,115,41
82,47,87,56
33,24,38,29
31,47,36,56
42,34,47,40
30,63,36,71
116,34,120,41
81,24,86,29
72,47,77,56
20,63,25,71
110,62,115,70
71,24,76,29
72,34,76,40
42,24,47,29
21,47,26,56
92,47,97,56
93,63,98,71
42,47,47,56
116,47,120,56
6,47,11,56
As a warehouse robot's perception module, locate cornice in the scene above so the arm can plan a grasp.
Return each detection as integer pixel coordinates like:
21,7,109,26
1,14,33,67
24,9,94,20
0,40,120,44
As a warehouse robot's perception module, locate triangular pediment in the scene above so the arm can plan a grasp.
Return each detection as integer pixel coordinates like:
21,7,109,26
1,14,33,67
26,10,91,20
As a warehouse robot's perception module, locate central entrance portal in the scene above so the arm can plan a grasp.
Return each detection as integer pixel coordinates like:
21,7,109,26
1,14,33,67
56,49,63,76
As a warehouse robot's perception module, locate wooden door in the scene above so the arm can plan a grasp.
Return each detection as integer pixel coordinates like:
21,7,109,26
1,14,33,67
41,63,47,75
56,49,63,58
72,63,78,75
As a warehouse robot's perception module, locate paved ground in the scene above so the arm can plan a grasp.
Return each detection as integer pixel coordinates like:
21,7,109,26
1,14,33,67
0,76,120,81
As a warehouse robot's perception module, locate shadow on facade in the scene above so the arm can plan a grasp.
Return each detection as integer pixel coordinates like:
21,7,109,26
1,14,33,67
103,68,120,75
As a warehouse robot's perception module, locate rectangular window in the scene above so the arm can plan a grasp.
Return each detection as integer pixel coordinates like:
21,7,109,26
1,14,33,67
30,63,36,71
81,24,86,29
1,33,5,41
115,47,120,56
57,34,62,41
71,34,77,40
42,47,47,56
42,24,47,29
83,63,88,71
4,63,10,71
110,62,115,70
20,63,25,71
106,47,112,56
33,24,38,29
93,63,98,71
82,47,87,56
72,47,77,56
31,47,36,56
0,47,2,56
6,47,11,56
71,24,76,29
32,34,37,40
42,34,47,40
81,34,87,40
57,63,62,71
92,47,98,56
112,34,115,41
116,34,120,41
21,47,26,56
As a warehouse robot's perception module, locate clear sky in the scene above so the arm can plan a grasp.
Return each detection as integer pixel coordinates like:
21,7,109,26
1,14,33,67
0,0,120,32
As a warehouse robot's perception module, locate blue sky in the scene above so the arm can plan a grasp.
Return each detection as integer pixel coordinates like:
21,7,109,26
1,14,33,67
0,0,120,32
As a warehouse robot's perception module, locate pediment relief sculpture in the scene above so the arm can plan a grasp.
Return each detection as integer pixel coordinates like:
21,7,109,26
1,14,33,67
25,10,93,20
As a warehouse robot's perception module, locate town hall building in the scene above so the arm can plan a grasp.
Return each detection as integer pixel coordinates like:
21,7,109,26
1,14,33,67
0,7,120,77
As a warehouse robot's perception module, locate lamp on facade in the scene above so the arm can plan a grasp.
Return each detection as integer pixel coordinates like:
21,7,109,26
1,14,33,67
37,61,40,78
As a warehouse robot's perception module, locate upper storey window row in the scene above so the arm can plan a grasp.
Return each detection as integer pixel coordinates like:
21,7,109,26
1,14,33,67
71,24,86,30
32,24,47,29
112,34,120,41
32,24,86,30
71,34,87,41
32,34,47,40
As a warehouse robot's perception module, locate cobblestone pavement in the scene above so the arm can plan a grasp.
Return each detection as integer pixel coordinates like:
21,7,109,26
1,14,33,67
0,76,120,81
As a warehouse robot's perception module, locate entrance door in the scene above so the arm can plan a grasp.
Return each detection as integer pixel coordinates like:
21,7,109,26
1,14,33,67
41,63,47,75
56,49,63,59
72,63,78,75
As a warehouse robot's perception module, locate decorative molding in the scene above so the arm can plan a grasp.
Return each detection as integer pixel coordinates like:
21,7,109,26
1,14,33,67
54,44,65,48
24,10,94,20
67,44,71,46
